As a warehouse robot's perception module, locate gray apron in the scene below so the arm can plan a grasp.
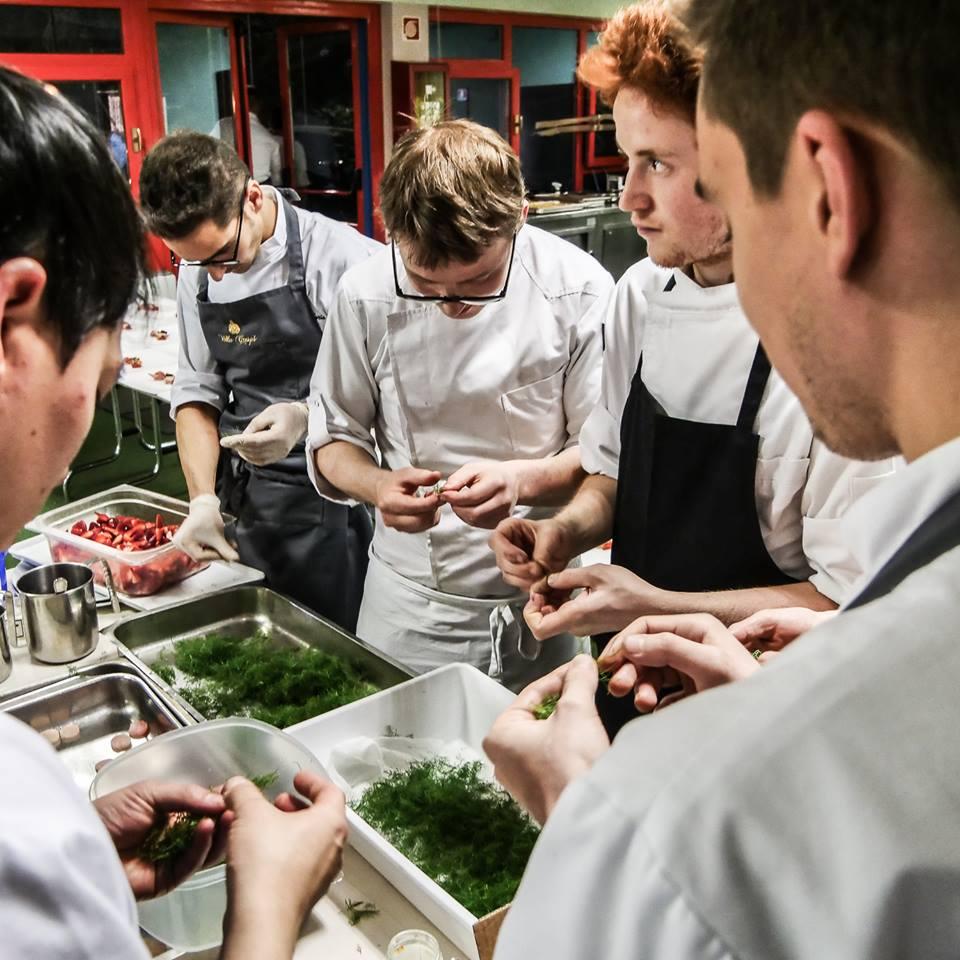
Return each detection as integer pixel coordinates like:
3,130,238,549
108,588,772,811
197,192,371,630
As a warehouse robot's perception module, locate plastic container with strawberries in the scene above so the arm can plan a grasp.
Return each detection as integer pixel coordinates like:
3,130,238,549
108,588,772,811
27,486,235,597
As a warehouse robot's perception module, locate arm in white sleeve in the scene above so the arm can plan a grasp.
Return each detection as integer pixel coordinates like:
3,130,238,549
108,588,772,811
495,776,735,960
799,443,902,602
559,285,604,448
169,264,229,417
579,280,647,479
306,286,380,501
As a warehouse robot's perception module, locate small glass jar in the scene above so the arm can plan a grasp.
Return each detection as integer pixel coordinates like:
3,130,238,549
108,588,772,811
386,929,443,960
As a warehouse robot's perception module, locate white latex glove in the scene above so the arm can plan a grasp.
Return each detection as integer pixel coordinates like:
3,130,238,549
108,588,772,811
219,402,309,467
173,494,240,563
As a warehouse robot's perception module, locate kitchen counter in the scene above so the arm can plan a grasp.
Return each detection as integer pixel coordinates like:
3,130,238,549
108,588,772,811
0,610,473,960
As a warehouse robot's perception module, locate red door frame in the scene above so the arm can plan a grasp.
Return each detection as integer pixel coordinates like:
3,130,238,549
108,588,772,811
276,19,367,231
145,0,384,239
445,60,521,154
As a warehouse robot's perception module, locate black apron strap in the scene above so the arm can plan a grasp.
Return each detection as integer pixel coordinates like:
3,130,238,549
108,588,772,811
198,267,210,301
279,194,308,294
846,486,960,609
737,343,773,430
664,274,677,293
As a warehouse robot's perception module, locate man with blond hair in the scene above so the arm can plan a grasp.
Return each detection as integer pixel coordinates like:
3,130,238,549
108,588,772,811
489,2,898,732
307,119,612,688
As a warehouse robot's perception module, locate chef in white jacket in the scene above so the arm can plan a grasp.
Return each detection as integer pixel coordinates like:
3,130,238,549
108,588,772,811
491,4,898,734
139,131,380,630
308,120,612,689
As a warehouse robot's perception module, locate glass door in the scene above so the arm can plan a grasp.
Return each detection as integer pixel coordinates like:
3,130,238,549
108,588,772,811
278,20,371,231
447,63,520,154
152,16,241,147
0,1,145,187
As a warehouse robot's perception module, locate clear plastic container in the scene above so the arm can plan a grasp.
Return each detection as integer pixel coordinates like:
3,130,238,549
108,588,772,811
27,485,235,596
387,929,443,960
89,717,326,951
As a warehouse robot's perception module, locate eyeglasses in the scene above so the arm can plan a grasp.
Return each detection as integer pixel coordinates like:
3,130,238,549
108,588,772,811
169,178,249,270
392,233,517,306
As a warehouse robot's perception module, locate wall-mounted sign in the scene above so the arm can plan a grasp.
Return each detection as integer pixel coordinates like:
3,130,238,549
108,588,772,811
402,16,420,41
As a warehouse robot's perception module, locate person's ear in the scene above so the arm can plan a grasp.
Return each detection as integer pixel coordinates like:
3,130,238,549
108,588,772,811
795,110,872,279
247,179,264,214
0,257,47,376
520,199,530,227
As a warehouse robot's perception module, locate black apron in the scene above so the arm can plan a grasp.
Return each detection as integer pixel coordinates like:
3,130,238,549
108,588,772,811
599,274,799,736
198,192,371,631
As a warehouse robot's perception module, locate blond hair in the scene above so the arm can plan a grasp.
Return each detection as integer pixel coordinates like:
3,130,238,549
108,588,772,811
379,119,525,268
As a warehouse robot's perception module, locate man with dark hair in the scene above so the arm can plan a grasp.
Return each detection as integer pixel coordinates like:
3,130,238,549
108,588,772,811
0,66,347,959
490,1,897,735
139,131,380,629
485,1,960,957
308,119,612,687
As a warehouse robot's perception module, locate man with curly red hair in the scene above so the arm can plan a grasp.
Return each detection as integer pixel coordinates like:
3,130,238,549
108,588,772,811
489,1,900,735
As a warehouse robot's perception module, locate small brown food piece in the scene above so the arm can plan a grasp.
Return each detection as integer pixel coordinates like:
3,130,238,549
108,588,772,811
60,722,81,743
95,758,112,772
41,728,61,748
129,719,149,739
111,733,132,752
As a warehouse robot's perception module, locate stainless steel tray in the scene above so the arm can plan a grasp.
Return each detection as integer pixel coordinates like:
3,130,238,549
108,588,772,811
0,661,191,792
108,586,414,723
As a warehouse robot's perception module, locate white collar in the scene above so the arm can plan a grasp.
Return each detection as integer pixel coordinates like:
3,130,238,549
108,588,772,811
842,434,960,603
256,186,286,261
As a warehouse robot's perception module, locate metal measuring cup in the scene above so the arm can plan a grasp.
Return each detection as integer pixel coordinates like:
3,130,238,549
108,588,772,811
3,560,120,664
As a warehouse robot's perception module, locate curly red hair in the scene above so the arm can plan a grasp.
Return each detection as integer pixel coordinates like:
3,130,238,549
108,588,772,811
578,2,701,121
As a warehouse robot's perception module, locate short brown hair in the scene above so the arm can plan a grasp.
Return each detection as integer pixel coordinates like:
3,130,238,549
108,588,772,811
684,0,960,208
578,2,701,121
139,131,249,239
379,119,525,268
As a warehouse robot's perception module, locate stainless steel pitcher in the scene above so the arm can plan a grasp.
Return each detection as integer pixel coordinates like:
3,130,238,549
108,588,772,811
4,561,120,664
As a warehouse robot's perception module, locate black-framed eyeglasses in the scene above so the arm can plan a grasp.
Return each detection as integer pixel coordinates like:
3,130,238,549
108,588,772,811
392,233,517,306
169,178,249,270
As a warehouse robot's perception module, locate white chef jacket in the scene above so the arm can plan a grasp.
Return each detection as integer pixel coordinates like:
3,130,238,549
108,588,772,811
579,258,900,602
496,434,960,960
0,713,148,959
211,112,282,185
307,224,613,598
171,188,382,417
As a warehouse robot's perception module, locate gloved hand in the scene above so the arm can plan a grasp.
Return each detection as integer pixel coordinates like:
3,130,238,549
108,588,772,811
219,402,309,467
173,494,240,563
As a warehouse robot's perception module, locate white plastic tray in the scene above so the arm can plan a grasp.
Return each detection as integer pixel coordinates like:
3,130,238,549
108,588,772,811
288,663,516,960
9,534,263,612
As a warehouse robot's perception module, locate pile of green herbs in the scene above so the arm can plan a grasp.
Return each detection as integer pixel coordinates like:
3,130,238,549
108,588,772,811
352,758,539,918
152,631,380,727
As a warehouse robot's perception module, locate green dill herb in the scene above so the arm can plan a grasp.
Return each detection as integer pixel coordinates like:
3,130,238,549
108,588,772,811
138,770,279,864
343,898,379,925
532,693,559,720
352,758,539,918
152,632,380,727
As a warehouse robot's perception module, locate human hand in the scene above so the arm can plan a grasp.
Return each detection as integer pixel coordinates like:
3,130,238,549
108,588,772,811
440,460,520,529
523,564,658,640
489,517,574,591
374,467,444,533
93,780,228,900
598,613,760,713
729,606,837,657
483,655,609,824
173,493,239,562
222,771,347,939
220,402,309,467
